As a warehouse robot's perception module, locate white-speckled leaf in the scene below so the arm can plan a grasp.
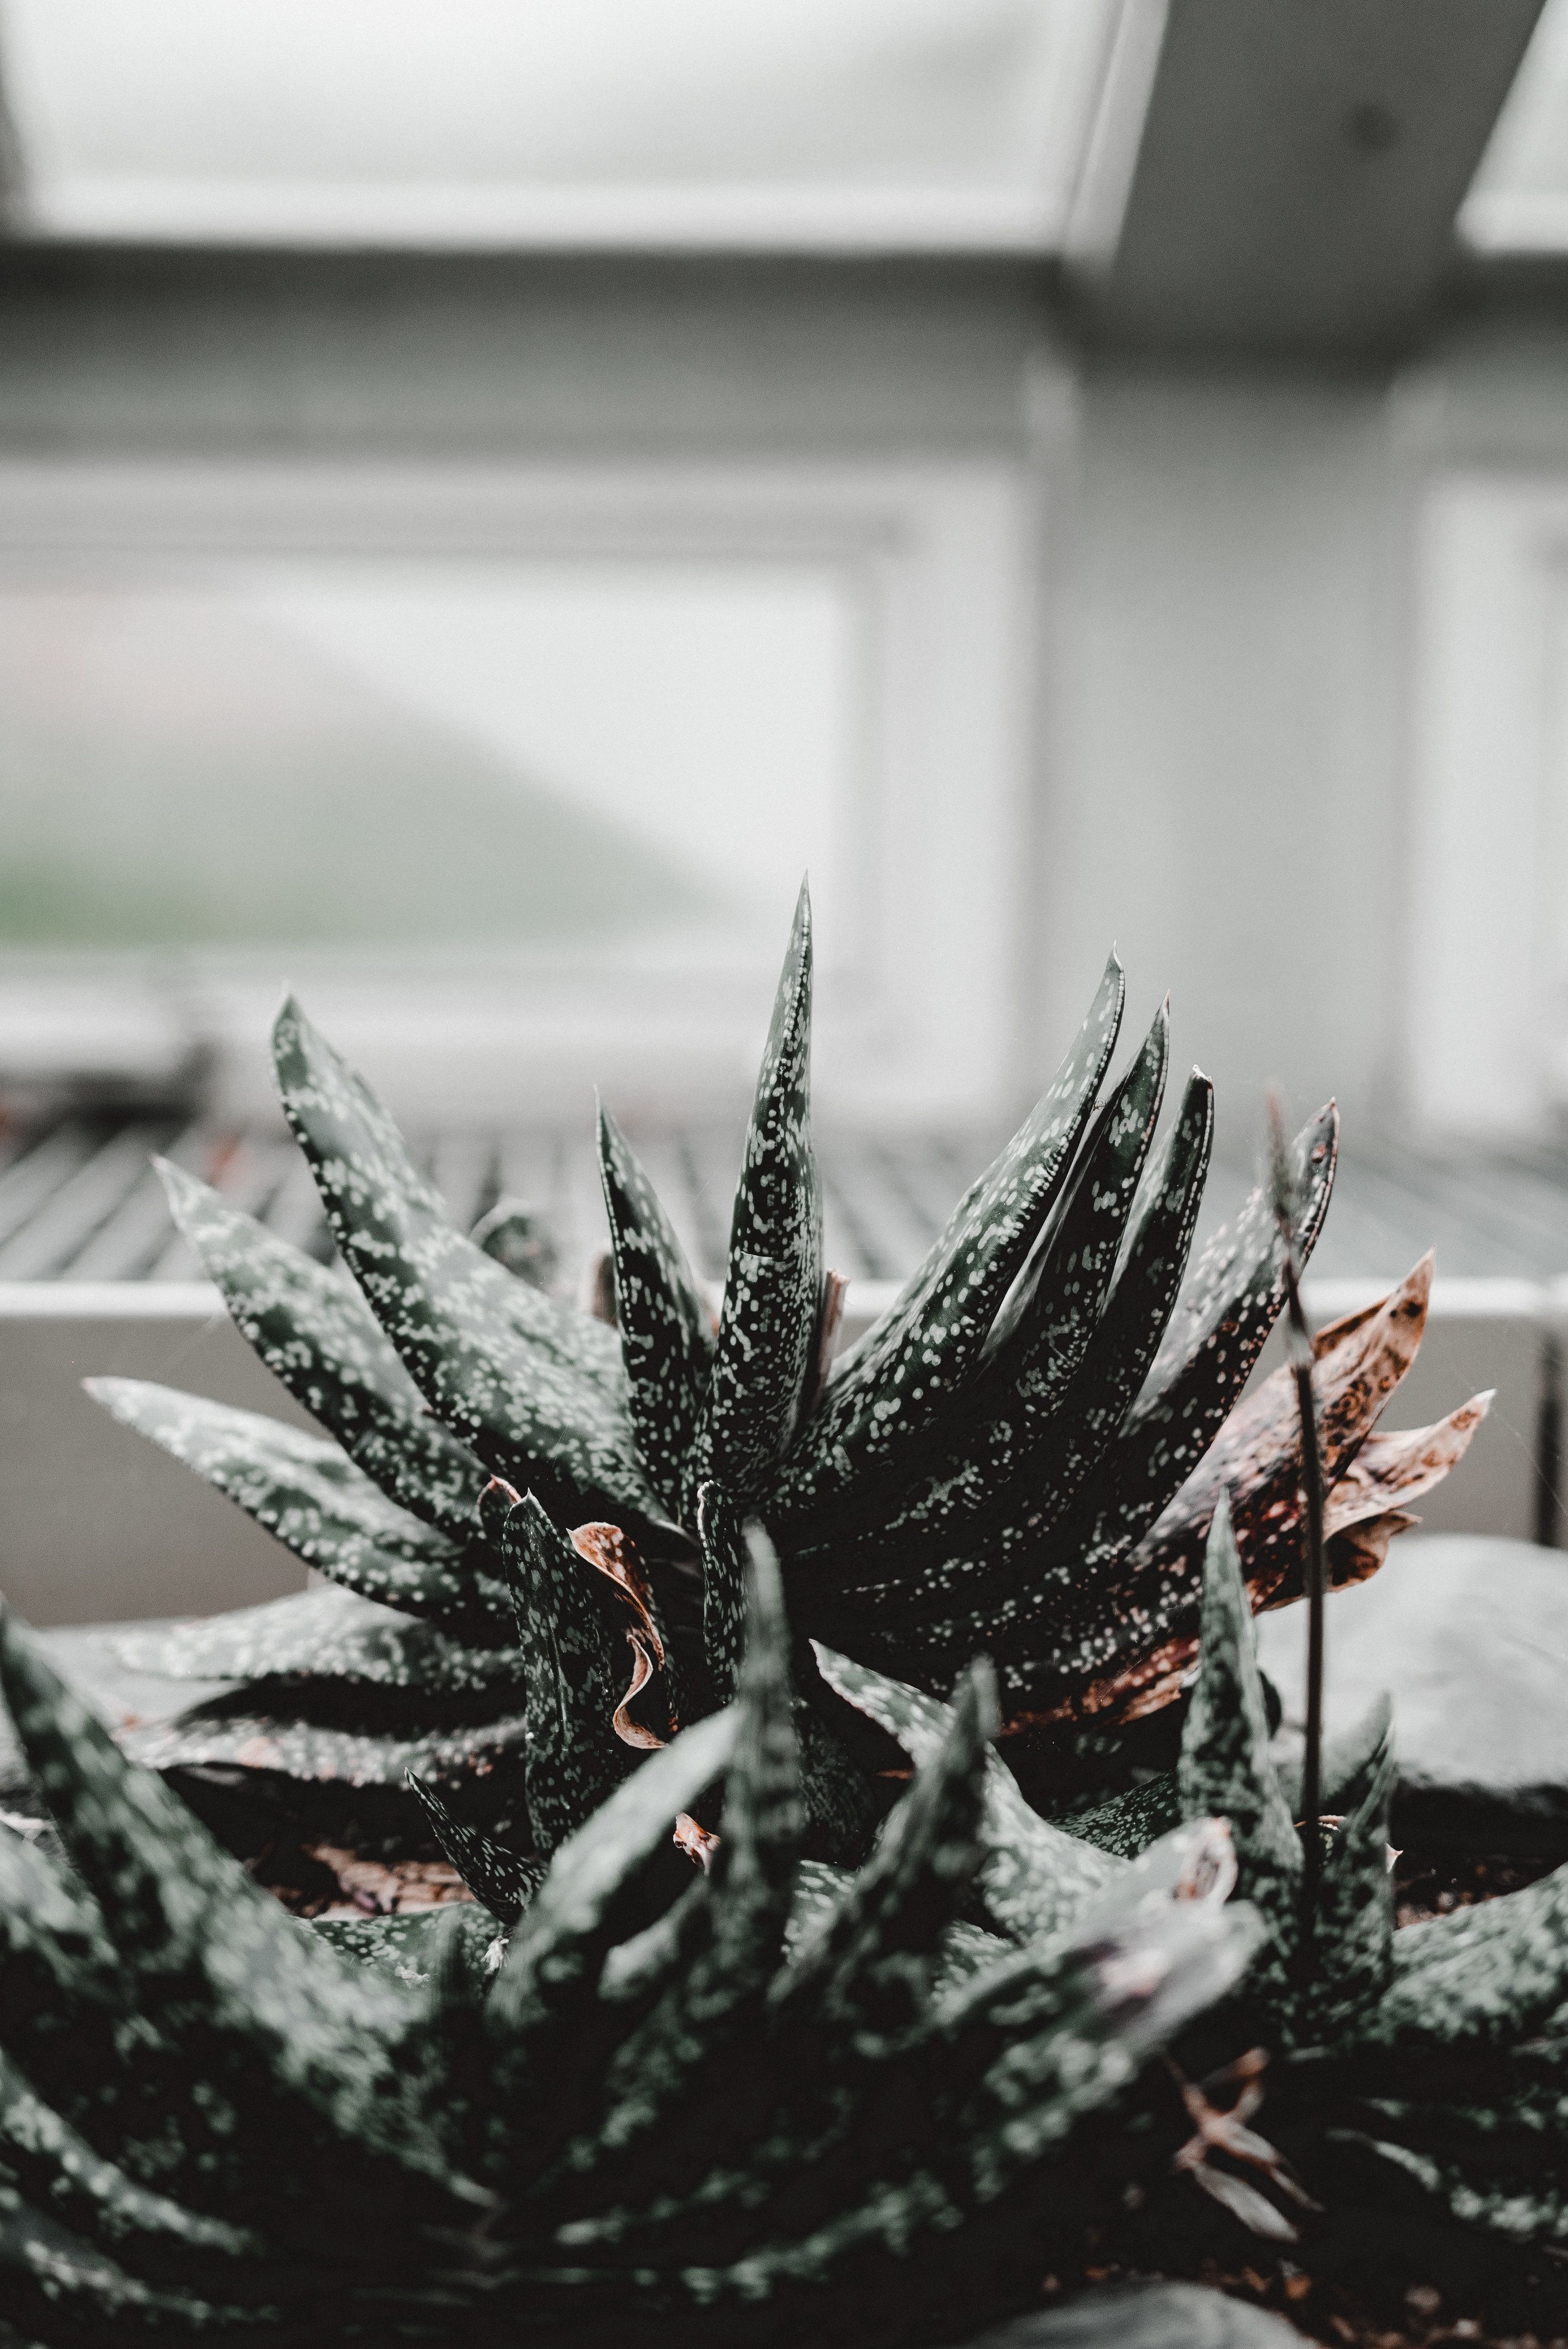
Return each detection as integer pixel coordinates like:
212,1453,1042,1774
770,951,1125,1534
272,997,665,1529
811,1642,1121,1941
122,1702,529,1789
693,881,821,1510
811,1071,1214,1692
86,1378,510,1638
597,1103,714,1520
160,1159,488,1543
113,1584,519,1699
407,1770,543,1925
783,1006,1173,1583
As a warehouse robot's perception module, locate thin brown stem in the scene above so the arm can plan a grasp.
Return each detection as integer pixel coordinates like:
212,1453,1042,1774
1281,1255,1326,1941
1267,1090,1327,1959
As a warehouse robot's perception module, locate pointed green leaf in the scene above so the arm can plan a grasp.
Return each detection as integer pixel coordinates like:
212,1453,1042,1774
820,1069,1214,1693
776,1661,995,2034
771,950,1126,1533
1175,1497,1300,1985
115,1584,519,1699
977,994,1169,1375
272,997,664,1528
407,1771,544,1926
159,1160,487,1543
487,1706,736,2036
123,1700,528,1790
597,1103,714,1520
489,1486,639,1857
1300,1731,1395,2042
572,1537,804,2174
695,879,821,1508
0,1608,461,2228
87,1379,509,1638
696,1478,748,1703
788,1019,1185,1587
811,1642,1120,1941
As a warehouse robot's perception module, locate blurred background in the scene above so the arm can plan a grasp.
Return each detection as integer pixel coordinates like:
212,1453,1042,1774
4,0,1568,1616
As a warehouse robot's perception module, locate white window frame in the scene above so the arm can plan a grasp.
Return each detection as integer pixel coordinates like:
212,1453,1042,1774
0,456,1039,1128
1408,468,1568,1137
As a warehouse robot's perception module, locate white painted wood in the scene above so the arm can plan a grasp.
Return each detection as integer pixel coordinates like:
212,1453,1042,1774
0,1273,1551,1620
1408,472,1568,1136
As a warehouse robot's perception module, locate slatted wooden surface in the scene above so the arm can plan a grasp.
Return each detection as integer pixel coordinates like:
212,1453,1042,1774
2,1114,1568,1285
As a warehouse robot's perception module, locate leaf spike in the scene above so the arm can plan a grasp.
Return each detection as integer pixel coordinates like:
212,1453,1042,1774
695,882,821,1504
1177,1492,1301,1990
1266,1084,1328,1961
596,1094,714,1519
717,1529,803,1919
406,1769,544,1927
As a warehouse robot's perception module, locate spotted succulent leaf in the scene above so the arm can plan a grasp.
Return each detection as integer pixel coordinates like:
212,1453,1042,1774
407,1770,543,1927
115,1583,519,1697
811,1642,1119,1944
693,879,821,1511
770,949,1127,1535
696,1477,748,1703
816,1067,1215,1694
0,1606,463,2234
1298,1728,1396,2043
1175,1497,1301,1992
87,1378,509,1638
158,1158,488,1543
485,1483,642,1857
123,1700,528,1790
597,1101,714,1521
786,1003,1174,1580
272,995,664,1530
556,1538,803,2182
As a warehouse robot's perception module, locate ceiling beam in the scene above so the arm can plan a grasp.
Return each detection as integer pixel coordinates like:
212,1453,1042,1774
1080,0,1547,353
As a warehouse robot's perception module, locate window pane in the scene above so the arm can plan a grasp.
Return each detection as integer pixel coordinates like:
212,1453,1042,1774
0,0,1116,249
0,559,859,963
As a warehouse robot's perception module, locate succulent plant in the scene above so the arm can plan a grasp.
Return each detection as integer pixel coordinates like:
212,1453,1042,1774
963,1494,1568,2324
83,885,1480,1867
0,1550,1264,2348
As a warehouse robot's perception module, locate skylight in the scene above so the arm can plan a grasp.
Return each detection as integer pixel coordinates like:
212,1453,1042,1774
0,0,1122,253
1460,0,1568,252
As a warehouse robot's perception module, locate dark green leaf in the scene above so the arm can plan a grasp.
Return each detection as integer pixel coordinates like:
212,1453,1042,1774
0,1608,464,2231
87,1379,510,1638
1175,1496,1301,1983
407,1770,543,1927
820,1069,1214,1695
696,1478,748,1703
272,997,665,1529
159,1161,487,1545
811,1642,1120,1941
694,879,821,1509
771,950,1126,1535
115,1584,519,1698
597,1103,713,1521
123,1702,528,1790
487,1485,640,1857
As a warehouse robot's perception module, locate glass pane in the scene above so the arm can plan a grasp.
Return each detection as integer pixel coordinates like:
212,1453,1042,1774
0,558,860,965
0,0,1116,248
1461,0,1568,250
